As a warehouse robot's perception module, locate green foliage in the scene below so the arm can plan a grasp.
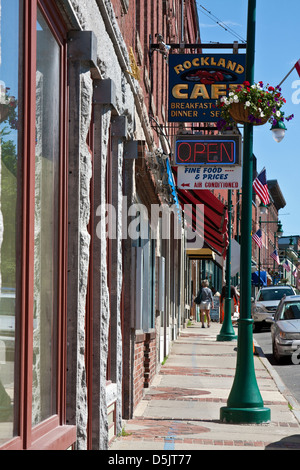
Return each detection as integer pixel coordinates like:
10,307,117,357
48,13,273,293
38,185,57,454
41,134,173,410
0,137,18,287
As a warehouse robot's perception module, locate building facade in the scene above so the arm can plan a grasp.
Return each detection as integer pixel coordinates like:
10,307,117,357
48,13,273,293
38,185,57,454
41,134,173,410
278,236,300,288
250,176,286,289
1,0,290,452
0,0,203,451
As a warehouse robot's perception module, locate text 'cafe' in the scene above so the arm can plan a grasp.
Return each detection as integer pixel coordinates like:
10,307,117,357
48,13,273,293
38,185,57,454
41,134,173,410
168,53,246,123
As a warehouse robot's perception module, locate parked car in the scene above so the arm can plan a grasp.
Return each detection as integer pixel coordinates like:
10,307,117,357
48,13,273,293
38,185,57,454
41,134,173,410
267,295,300,363
252,285,296,332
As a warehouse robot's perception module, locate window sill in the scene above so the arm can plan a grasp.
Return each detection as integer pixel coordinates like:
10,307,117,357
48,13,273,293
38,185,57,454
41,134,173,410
29,425,76,450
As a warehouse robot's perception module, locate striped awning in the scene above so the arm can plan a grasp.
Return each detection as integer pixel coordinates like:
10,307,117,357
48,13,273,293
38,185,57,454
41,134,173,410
172,166,228,257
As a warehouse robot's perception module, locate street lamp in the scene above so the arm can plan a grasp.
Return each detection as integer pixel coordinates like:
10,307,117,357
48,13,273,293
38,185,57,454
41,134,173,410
277,221,283,238
217,190,237,342
270,117,287,143
220,0,271,424
286,238,296,286
270,222,283,284
259,202,268,215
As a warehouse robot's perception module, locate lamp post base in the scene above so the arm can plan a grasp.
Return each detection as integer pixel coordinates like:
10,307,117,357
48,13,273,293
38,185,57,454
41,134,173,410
217,298,237,342
220,318,271,424
220,406,271,424
217,331,237,342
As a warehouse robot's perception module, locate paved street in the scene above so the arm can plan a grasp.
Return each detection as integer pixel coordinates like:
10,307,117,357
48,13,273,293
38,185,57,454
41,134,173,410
109,322,300,451
254,328,300,405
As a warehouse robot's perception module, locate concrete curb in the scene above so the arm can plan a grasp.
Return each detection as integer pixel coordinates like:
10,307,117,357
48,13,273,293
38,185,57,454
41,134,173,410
254,341,300,425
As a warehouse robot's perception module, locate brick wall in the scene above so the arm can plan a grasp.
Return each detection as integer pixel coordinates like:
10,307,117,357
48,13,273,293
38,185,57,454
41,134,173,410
133,334,145,407
133,331,157,409
144,332,156,388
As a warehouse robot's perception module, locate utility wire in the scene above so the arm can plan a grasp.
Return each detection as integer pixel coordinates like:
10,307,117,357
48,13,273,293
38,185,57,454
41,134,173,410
198,3,246,43
197,3,247,44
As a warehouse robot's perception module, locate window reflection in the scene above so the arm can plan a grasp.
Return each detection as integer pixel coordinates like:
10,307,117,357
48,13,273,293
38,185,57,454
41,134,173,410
0,0,21,444
32,8,60,426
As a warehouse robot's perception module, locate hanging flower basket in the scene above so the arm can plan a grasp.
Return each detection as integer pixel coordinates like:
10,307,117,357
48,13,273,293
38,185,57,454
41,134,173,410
228,102,270,126
216,81,294,131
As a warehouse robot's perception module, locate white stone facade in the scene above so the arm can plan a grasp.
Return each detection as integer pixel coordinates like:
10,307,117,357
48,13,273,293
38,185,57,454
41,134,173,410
64,0,154,450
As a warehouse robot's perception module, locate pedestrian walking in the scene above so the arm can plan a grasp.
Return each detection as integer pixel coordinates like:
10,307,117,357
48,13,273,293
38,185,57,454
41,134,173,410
220,285,239,323
193,286,201,322
199,280,214,328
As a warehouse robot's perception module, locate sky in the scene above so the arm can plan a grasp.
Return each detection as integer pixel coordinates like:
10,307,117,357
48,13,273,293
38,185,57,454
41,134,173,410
0,1,19,149
196,0,300,237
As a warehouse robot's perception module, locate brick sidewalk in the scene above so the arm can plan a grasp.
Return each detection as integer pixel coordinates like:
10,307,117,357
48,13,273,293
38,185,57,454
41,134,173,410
110,322,300,451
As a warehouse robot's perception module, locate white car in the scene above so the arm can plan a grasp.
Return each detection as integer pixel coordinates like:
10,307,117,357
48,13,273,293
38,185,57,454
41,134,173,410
252,285,296,332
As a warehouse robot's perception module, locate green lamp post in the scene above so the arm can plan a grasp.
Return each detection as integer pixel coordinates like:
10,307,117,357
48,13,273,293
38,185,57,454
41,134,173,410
217,190,237,342
220,0,271,424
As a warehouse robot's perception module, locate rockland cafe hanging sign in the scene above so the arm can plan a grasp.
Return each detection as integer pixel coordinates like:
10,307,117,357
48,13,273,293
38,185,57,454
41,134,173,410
168,53,246,122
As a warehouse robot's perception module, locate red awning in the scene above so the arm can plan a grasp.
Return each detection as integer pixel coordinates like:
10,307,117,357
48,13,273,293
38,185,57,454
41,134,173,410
172,167,228,257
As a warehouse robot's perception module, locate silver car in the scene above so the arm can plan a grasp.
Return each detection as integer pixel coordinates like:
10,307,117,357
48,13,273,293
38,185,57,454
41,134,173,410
268,295,300,363
252,285,296,332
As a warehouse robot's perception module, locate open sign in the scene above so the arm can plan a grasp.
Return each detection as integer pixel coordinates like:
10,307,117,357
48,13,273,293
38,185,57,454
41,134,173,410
175,135,241,166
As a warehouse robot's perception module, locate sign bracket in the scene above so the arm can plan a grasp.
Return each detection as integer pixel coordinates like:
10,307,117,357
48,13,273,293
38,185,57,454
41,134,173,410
150,42,247,51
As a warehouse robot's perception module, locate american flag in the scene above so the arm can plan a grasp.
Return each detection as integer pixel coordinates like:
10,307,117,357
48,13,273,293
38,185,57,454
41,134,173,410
252,229,262,248
270,249,280,265
282,259,291,272
293,268,298,278
253,169,270,206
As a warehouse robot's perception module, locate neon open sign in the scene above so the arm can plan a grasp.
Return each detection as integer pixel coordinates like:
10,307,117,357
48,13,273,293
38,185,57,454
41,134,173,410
175,135,241,165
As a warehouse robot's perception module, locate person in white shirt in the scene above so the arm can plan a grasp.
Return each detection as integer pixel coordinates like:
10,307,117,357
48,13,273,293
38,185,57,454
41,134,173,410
199,280,214,328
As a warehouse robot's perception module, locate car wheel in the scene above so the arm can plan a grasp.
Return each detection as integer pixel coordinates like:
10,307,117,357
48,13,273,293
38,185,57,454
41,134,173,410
273,340,284,364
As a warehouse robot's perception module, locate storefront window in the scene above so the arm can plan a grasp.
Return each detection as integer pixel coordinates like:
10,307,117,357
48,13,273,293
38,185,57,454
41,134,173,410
0,0,74,450
31,7,60,426
0,0,21,445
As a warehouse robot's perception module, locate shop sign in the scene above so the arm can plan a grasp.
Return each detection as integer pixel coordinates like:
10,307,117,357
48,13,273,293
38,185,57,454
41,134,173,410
175,135,241,166
168,53,246,122
177,165,242,190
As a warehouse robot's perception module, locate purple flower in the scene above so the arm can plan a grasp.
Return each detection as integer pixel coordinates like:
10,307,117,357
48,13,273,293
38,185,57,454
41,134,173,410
217,119,228,130
248,114,258,123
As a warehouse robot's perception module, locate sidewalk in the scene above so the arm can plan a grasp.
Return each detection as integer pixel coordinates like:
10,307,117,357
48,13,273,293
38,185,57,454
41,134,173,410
110,322,300,450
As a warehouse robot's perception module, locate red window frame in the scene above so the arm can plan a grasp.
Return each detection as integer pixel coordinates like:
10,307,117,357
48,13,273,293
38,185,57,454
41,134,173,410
1,0,76,450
